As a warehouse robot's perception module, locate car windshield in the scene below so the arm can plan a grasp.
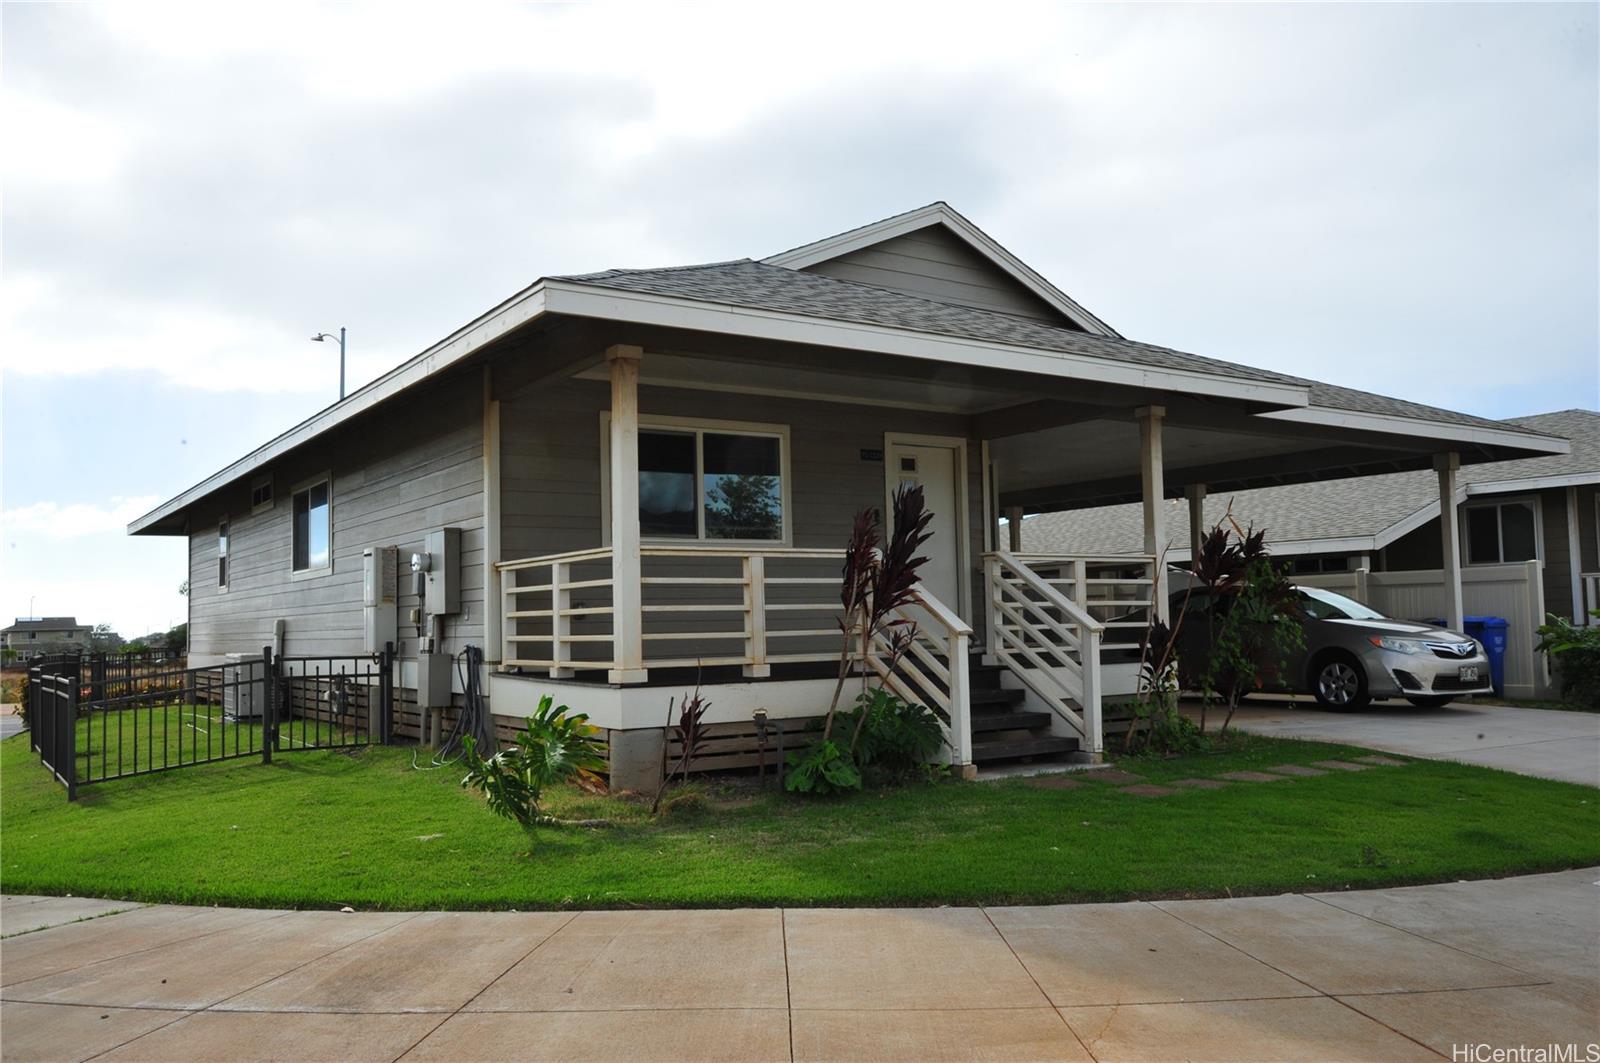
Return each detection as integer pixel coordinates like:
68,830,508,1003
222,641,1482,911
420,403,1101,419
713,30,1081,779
1297,586,1386,621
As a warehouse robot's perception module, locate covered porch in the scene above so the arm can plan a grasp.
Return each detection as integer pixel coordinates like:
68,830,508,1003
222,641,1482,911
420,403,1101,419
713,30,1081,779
478,323,1547,783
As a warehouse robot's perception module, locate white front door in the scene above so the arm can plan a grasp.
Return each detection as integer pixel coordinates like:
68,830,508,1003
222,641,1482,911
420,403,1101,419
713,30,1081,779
888,441,964,617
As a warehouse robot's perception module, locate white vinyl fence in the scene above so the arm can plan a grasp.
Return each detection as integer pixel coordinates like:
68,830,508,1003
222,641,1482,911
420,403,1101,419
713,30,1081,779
1298,560,1549,699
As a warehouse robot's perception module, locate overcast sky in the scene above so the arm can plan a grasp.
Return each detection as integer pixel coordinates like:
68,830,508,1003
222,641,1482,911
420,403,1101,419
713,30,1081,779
2,2,1596,637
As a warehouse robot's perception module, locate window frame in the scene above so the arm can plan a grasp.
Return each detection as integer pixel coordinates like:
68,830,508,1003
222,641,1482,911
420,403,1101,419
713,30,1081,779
289,472,335,579
1461,495,1543,567
217,518,230,591
599,414,793,548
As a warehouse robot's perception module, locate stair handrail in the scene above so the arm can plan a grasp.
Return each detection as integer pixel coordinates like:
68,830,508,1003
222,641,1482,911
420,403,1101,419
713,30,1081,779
984,549,1104,753
864,579,974,772
991,551,1107,635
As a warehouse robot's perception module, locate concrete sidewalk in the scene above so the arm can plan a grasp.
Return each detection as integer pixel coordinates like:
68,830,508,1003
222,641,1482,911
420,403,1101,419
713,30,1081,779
3,870,1596,1062
1187,697,1600,786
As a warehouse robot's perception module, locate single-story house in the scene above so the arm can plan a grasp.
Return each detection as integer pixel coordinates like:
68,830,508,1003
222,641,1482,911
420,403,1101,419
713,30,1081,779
128,202,1567,784
2,617,91,658
1020,407,1598,698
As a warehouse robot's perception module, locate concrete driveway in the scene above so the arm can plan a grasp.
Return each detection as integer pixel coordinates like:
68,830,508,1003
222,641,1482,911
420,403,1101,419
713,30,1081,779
1187,697,1600,786
3,869,1597,1062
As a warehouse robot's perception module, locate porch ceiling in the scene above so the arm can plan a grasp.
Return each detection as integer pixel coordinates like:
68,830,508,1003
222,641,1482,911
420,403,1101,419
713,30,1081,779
555,327,1565,516
991,414,1490,512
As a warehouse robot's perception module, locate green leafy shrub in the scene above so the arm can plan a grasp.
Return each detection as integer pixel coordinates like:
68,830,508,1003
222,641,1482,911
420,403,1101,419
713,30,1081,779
839,687,945,781
784,739,862,795
1124,618,1205,755
1535,611,1600,709
460,694,606,842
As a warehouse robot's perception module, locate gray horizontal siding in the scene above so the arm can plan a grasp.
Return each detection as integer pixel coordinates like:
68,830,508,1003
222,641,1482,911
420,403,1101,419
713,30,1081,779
499,377,989,646
805,226,1067,326
188,373,486,660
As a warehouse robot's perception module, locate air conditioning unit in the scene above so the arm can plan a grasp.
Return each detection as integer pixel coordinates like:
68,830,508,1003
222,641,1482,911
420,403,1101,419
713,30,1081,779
222,652,265,720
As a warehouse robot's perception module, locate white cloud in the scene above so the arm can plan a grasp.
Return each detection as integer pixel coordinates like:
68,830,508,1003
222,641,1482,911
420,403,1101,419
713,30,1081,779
2,496,163,537
1,273,338,393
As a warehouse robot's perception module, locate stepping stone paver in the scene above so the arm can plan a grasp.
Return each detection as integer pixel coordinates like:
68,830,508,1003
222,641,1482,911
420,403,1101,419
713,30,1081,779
1119,784,1177,797
1218,770,1288,782
1265,764,1327,777
1169,778,1229,790
1084,769,1146,785
1355,755,1408,766
1028,776,1083,791
1312,759,1373,772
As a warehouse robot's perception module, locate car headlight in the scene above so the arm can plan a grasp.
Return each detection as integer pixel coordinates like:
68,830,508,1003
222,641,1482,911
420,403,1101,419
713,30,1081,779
1368,636,1426,655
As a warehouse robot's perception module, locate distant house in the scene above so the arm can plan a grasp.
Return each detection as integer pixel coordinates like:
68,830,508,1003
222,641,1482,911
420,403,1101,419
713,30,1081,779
125,202,1568,782
1,617,91,658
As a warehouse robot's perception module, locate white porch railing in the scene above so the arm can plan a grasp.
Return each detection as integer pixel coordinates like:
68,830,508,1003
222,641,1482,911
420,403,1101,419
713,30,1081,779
982,551,1156,754
1583,573,1600,625
496,545,974,764
499,546,847,677
865,584,973,767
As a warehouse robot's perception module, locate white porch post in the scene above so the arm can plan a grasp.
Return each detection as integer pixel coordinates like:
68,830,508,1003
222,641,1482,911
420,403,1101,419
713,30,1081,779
1185,483,1206,563
482,367,503,666
1005,506,1024,553
1137,406,1169,622
1567,485,1584,623
1435,452,1464,632
608,344,647,683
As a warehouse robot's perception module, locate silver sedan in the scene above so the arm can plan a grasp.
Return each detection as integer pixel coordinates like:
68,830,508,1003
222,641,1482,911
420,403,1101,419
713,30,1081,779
1175,585,1493,710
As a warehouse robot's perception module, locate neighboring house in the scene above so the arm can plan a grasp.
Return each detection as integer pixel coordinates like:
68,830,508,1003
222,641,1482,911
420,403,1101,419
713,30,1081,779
1021,408,1599,697
127,202,1566,784
1,617,91,658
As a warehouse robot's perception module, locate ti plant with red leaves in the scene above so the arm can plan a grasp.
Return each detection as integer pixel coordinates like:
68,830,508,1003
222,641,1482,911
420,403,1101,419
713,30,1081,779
650,687,711,815
821,484,933,743
789,485,937,796
1187,507,1304,734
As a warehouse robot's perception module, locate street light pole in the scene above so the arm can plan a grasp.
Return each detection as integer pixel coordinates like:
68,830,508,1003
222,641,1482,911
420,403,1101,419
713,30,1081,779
310,327,347,400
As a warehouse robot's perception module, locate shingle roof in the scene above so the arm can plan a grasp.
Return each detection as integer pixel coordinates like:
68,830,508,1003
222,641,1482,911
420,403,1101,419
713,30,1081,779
2,617,83,634
1020,409,1600,557
554,259,1546,436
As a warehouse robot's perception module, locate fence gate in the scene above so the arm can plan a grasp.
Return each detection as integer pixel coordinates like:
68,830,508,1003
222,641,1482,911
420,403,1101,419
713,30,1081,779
24,647,394,801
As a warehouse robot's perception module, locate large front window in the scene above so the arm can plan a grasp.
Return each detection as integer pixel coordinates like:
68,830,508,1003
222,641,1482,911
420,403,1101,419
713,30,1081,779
292,479,331,572
637,425,785,541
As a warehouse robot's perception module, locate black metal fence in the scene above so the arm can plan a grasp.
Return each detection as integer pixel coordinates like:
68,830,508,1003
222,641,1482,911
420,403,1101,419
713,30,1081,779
25,646,393,801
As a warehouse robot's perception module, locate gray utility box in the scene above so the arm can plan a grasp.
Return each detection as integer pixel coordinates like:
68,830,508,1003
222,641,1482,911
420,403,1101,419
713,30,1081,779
416,652,453,710
363,545,398,654
424,527,461,618
222,653,264,719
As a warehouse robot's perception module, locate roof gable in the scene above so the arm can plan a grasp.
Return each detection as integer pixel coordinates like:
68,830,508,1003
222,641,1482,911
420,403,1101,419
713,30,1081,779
762,202,1118,336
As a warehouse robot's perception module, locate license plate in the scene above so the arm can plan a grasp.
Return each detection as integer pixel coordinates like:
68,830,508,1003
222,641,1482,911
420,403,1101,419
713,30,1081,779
1458,666,1481,683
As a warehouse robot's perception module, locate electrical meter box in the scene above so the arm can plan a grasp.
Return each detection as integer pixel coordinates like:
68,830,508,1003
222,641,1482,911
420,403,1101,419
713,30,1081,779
416,651,453,709
423,527,461,618
362,546,398,654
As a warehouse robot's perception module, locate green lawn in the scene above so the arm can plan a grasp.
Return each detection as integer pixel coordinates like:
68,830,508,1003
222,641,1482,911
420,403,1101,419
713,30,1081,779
2,730,1596,910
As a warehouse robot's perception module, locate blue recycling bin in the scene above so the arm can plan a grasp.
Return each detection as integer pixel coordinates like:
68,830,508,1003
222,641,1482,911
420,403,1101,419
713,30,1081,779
1463,617,1509,696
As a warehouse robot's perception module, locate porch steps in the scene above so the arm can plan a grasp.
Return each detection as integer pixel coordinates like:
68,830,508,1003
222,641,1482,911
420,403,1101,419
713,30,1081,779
966,660,1080,765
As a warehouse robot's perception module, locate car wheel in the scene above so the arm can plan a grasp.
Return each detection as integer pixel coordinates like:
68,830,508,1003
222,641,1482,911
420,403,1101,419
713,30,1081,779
1404,695,1455,709
1313,655,1370,710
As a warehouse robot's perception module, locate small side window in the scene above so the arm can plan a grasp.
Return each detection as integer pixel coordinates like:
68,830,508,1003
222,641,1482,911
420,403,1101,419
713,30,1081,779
250,476,274,514
218,520,230,589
